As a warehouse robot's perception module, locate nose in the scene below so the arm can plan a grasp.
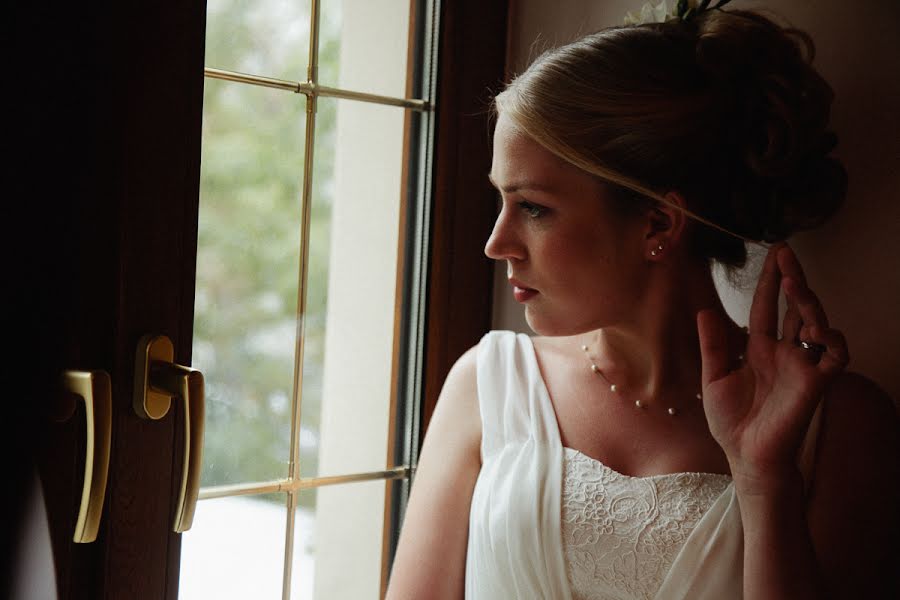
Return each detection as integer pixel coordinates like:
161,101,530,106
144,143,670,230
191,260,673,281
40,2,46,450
484,205,526,262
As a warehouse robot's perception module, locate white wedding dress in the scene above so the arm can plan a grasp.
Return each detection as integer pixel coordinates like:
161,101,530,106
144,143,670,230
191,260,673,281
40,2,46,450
465,331,823,599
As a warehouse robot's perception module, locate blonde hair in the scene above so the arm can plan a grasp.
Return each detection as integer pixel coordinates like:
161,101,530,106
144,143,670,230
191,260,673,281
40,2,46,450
494,8,846,271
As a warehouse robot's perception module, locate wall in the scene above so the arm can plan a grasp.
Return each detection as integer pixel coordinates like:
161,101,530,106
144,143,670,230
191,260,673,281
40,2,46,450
493,0,900,402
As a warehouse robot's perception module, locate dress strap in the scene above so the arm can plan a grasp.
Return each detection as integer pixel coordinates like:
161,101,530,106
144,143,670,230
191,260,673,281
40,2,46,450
476,331,524,459
475,331,562,459
468,330,572,600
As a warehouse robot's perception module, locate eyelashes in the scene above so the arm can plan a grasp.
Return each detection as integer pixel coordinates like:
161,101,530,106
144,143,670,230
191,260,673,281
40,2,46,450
518,201,546,219
495,194,549,220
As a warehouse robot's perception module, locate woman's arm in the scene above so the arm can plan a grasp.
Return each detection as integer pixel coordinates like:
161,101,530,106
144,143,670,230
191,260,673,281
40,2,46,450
698,243,881,599
737,372,899,599
805,373,900,598
736,471,823,599
385,346,482,600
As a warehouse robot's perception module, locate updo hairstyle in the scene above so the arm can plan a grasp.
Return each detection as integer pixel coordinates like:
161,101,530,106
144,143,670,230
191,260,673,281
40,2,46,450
494,8,847,273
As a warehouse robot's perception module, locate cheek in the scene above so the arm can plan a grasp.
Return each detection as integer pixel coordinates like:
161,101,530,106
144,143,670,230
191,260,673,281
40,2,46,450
554,232,638,300
556,233,616,278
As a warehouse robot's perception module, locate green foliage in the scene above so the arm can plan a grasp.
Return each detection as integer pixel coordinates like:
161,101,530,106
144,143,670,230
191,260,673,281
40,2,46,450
194,0,342,508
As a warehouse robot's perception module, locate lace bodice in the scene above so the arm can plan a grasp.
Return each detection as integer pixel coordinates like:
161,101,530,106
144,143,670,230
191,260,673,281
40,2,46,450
561,448,732,600
466,331,823,600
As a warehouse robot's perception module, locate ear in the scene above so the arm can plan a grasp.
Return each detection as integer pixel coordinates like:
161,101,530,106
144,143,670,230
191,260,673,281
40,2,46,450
644,191,689,260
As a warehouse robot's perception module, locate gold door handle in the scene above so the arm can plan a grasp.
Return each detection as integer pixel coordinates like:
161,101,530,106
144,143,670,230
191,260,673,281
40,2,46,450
58,370,113,544
134,334,205,533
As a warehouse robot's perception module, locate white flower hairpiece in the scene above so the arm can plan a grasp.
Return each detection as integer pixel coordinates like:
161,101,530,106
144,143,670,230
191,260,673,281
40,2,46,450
623,0,734,26
623,1,672,25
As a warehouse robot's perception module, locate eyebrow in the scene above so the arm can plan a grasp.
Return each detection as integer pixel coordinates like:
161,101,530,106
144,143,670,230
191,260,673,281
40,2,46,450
487,173,555,194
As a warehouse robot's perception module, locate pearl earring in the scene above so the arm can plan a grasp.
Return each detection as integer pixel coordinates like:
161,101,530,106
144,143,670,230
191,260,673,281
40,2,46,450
650,243,664,257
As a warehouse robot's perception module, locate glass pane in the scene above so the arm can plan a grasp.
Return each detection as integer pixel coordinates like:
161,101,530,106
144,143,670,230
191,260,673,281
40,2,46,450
298,97,407,478
194,78,307,487
206,0,312,82
319,0,411,98
292,480,388,599
180,493,287,599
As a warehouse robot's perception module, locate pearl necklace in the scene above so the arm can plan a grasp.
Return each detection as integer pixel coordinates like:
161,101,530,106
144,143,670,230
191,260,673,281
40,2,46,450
580,328,747,416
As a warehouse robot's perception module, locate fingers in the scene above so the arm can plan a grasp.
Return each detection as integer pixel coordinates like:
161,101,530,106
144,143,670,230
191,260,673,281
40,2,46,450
697,309,730,386
748,243,784,338
776,243,808,287
808,325,851,378
782,300,802,344
778,244,828,336
782,274,848,377
782,276,830,336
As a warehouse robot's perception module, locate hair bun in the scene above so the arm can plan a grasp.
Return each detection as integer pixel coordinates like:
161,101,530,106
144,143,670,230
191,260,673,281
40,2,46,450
692,9,847,241
494,8,847,271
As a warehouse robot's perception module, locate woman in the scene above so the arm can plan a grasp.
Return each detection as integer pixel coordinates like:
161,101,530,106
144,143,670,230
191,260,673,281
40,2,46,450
386,3,899,599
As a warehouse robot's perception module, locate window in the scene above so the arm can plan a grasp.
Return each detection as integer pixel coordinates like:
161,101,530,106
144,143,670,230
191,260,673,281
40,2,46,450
178,1,438,598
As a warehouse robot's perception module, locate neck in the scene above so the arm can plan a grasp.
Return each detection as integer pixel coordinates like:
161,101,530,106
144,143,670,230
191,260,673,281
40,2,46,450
584,261,745,402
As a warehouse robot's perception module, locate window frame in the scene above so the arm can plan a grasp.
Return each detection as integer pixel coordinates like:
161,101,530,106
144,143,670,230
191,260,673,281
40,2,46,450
384,0,510,592
381,0,511,590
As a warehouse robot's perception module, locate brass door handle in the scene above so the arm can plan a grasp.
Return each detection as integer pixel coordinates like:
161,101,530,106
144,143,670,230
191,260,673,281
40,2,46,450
58,370,113,543
134,334,205,533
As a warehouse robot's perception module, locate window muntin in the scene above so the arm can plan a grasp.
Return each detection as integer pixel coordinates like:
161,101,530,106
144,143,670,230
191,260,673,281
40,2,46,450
180,0,433,598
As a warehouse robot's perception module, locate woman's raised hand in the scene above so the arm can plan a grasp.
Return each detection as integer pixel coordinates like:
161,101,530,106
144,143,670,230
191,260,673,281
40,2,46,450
696,243,850,493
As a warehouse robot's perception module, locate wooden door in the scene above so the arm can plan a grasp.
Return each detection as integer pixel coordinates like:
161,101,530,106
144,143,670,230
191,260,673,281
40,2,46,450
24,1,207,598
10,0,507,597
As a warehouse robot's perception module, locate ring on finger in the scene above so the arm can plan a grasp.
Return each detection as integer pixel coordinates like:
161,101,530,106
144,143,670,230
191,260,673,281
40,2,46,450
798,339,827,354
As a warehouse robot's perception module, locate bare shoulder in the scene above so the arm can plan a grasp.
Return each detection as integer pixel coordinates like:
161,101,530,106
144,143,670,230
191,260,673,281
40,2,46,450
808,371,900,595
819,371,899,459
815,370,899,486
434,343,481,457
385,342,482,600
825,370,896,408
441,343,479,402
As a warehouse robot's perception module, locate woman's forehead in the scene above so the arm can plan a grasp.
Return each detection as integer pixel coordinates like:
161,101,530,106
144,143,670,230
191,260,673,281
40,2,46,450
491,114,599,196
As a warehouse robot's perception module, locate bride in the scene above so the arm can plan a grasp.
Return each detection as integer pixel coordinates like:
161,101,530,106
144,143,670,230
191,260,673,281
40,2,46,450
386,3,900,598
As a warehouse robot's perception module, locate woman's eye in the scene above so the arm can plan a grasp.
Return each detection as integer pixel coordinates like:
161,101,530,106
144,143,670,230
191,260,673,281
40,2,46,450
518,201,546,219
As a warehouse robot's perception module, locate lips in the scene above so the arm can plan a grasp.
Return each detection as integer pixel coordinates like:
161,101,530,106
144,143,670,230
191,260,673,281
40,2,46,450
508,278,536,291
508,278,538,303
